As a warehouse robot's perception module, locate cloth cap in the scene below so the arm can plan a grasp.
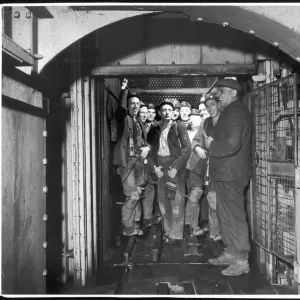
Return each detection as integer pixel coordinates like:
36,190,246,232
180,101,191,109
148,103,155,110
189,109,201,116
215,79,242,92
159,100,174,109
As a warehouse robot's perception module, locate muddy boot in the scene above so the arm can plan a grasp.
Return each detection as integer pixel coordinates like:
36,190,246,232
221,260,250,276
123,225,137,236
208,252,237,266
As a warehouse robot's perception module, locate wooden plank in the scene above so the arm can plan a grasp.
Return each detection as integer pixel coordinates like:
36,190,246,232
2,107,46,293
91,64,256,77
2,75,43,108
2,95,47,118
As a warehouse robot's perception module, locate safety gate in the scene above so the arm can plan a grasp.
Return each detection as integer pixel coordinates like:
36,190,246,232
251,73,300,266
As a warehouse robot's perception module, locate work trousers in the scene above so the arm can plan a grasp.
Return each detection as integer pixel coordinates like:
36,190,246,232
206,186,220,238
185,170,204,229
142,183,155,220
119,156,146,228
215,178,250,258
157,156,185,240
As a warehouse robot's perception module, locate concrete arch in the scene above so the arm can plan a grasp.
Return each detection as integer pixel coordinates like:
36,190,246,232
39,5,300,73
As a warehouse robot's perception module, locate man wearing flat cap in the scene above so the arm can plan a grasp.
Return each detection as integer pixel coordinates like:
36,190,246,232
147,100,191,244
205,79,251,276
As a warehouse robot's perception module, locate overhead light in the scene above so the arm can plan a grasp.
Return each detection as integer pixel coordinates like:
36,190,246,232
222,22,229,27
273,42,279,47
249,30,255,35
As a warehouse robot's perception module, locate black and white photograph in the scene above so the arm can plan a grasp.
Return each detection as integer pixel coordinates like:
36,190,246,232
1,3,300,296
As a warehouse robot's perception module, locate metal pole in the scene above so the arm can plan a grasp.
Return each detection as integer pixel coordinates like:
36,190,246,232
76,41,86,286
293,73,300,293
90,77,98,270
84,76,93,278
66,95,74,278
71,44,80,286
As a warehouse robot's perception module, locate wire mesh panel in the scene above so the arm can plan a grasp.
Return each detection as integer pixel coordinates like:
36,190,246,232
269,176,295,263
251,86,269,249
251,74,299,264
267,75,298,264
128,76,214,108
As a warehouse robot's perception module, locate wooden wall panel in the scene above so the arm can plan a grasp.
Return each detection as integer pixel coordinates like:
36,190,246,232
2,75,43,108
2,106,46,294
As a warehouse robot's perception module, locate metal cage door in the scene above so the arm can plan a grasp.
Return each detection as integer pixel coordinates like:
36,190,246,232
251,73,299,268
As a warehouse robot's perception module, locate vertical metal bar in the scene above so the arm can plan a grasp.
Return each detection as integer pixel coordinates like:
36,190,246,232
71,44,80,286
294,73,299,167
97,78,104,267
66,95,74,278
76,41,86,286
250,90,255,242
61,94,67,284
84,76,93,278
90,77,98,269
293,73,300,294
265,82,273,281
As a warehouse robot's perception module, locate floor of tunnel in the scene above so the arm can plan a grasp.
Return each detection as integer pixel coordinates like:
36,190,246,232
59,223,298,295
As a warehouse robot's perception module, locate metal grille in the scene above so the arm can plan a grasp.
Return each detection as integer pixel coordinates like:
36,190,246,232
269,176,295,261
128,76,214,108
251,74,299,264
252,87,268,248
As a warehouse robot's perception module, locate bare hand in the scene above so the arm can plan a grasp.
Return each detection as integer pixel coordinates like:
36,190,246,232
140,146,150,159
205,136,214,149
195,146,207,159
168,167,177,179
154,165,164,178
121,78,128,90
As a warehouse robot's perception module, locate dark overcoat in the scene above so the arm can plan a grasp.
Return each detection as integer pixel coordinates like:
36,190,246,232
209,99,251,182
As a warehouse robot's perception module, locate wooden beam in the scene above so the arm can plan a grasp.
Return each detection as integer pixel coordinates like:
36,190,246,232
91,64,256,77
130,87,209,95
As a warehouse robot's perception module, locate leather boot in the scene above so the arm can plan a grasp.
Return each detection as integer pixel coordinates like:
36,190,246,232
221,260,250,276
208,252,237,266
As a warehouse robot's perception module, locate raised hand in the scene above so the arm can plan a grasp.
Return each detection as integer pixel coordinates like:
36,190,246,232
121,78,128,90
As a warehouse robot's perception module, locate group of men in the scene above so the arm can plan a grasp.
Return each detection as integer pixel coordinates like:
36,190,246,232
113,77,251,276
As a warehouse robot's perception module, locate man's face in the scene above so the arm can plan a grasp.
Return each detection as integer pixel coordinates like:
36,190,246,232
160,104,173,121
180,106,191,121
128,97,140,117
189,115,202,130
139,106,148,123
199,104,210,118
147,108,156,122
171,108,180,121
217,87,235,111
205,99,221,118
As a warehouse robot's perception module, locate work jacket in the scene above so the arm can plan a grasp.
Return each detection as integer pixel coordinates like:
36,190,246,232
147,120,191,171
113,89,149,167
209,99,252,181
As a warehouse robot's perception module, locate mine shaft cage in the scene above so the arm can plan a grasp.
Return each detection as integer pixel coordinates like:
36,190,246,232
249,73,300,271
